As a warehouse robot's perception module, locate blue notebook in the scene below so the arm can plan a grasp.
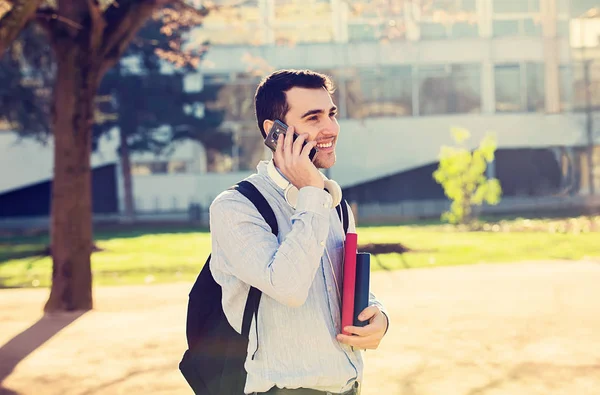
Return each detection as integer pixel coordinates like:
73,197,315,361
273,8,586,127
353,252,371,327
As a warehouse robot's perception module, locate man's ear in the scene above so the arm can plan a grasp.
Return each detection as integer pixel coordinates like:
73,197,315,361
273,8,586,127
263,119,274,136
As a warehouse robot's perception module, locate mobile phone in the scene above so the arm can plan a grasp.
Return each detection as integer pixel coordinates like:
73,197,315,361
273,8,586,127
264,120,317,161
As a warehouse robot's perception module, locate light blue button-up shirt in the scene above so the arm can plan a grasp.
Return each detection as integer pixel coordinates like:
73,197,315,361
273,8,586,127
209,161,387,394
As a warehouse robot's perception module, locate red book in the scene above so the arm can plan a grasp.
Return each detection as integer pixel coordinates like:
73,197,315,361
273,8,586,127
341,232,358,335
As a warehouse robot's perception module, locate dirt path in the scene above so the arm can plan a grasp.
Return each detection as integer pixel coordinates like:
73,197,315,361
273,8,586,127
1,260,600,395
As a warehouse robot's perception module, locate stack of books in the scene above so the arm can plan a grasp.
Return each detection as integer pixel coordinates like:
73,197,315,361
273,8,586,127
341,232,371,334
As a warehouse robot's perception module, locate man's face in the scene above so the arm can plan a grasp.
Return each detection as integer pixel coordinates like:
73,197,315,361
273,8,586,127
281,87,340,169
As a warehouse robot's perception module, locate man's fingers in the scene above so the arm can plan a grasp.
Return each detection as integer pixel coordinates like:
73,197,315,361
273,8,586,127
283,125,294,157
357,305,380,323
343,325,373,337
336,334,374,349
301,139,317,159
274,133,284,165
336,334,365,347
293,133,307,157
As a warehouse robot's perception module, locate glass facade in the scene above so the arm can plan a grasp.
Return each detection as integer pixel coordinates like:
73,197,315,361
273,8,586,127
492,0,542,37
132,161,189,175
192,0,579,146
559,65,573,112
419,0,479,40
194,0,486,45
573,61,600,111
525,63,546,112
347,0,408,42
191,0,583,45
492,0,539,13
495,63,546,113
274,0,334,44
419,64,481,115
345,66,413,118
193,0,263,45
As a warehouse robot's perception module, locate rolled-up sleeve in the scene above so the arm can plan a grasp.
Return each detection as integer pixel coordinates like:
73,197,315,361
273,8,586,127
210,186,333,308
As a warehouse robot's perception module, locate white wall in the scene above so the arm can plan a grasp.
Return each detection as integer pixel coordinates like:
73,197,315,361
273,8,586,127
2,111,597,210
0,132,118,194
132,171,253,210
133,112,598,206
331,112,595,187
0,129,210,210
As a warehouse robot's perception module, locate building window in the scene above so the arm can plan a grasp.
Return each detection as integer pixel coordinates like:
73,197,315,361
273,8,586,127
420,22,448,40
526,63,545,112
555,0,571,35
495,64,521,112
494,63,545,113
418,64,481,115
345,66,413,118
203,73,259,124
347,1,407,42
419,0,479,40
556,20,569,37
132,161,189,175
190,0,263,46
202,72,263,171
559,65,573,112
493,17,542,36
273,0,334,45
573,60,600,111
348,23,381,42
492,0,542,37
492,0,539,14
570,0,600,16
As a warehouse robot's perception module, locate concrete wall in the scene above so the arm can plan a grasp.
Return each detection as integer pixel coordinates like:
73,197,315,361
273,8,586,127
3,110,597,212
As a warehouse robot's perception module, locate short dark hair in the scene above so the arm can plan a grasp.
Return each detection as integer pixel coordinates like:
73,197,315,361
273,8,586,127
254,69,335,138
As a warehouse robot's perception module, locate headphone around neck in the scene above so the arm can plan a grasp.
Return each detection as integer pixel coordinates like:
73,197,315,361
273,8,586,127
266,160,342,209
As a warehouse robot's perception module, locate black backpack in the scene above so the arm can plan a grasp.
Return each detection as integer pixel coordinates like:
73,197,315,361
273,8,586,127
179,180,349,395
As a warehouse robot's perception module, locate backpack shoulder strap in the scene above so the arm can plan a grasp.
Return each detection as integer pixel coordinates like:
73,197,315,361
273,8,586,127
230,180,278,340
233,180,279,236
335,198,350,235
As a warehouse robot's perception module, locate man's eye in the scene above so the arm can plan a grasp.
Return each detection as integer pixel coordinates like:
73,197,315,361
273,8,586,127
308,116,318,121
330,112,337,118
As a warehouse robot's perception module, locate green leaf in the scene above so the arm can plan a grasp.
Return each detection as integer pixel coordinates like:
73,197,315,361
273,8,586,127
451,127,470,144
434,128,503,225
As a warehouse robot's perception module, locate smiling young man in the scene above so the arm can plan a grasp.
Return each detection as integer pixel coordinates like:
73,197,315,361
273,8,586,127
208,69,389,395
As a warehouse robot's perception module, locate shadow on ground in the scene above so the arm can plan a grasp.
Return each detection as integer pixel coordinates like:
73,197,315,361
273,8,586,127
0,311,86,394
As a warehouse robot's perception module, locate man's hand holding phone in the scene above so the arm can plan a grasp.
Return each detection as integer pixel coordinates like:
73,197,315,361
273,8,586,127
273,125,324,190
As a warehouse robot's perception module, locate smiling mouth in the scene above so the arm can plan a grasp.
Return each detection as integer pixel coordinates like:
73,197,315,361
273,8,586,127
316,140,334,149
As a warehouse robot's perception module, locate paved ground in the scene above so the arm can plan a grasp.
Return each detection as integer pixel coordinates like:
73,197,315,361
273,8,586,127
1,260,599,395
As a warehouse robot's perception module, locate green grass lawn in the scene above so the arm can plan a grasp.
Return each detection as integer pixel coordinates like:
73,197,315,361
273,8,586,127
1,219,599,288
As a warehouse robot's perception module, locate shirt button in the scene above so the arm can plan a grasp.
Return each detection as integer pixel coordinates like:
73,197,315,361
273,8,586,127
320,241,325,246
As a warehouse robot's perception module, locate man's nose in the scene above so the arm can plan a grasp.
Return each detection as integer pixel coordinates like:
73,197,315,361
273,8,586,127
321,117,338,134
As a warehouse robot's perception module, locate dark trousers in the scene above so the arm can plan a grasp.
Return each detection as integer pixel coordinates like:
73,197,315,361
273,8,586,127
255,381,360,395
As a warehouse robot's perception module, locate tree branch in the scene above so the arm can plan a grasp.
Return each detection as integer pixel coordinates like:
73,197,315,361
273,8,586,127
85,0,106,52
0,0,45,55
171,0,210,18
101,0,167,62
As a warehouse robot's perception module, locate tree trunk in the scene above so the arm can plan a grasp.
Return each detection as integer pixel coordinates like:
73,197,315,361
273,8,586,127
116,61,136,223
41,0,162,313
462,185,472,226
44,43,101,313
119,128,136,221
